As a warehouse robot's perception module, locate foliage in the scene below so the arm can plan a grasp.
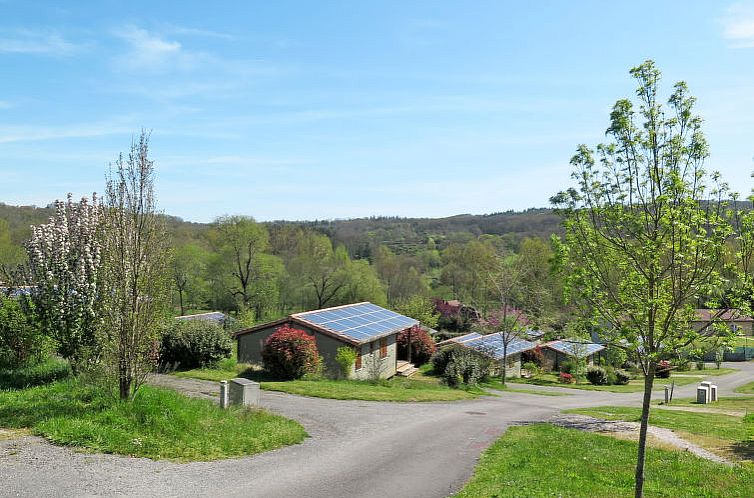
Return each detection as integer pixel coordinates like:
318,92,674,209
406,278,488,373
558,372,574,384
261,325,320,380
171,243,210,315
454,424,754,498
550,61,742,496
477,307,529,386
397,325,436,366
521,361,539,377
335,346,357,379
0,296,46,368
521,345,544,368
603,346,628,368
0,357,71,390
26,193,102,373
586,365,608,385
614,369,631,385
160,320,233,369
442,347,491,387
0,379,306,461
100,131,171,400
394,295,439,329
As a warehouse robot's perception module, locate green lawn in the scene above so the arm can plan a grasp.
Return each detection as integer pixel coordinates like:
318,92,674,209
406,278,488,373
455,424,754,497
0,358,71,389
480,378,570,396
736,381,754,395
509,368,736,393
0,379,306,461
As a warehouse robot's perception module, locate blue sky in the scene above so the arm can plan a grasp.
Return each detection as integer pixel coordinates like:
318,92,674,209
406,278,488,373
1,1,754,222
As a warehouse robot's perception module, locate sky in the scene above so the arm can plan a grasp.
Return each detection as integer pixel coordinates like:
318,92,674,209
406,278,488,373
1,1,754,223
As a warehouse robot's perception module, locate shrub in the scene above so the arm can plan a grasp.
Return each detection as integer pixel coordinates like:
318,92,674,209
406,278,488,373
521,345,545,367
431,347,454,375
0,296,46,368
335,346,357,379
603,346,628,368
262,325,320,380
522,361,540,377
397,326,436,366
614,369,630,385
696,361,706,371
439,347,490,387
160,320,233,370
586,366,608,385
655,360,672,378
558,372,574,384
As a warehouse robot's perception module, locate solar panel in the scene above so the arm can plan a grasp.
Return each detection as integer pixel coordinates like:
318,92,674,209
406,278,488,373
546,340,605,357
294,303,419,343
460,334,536,360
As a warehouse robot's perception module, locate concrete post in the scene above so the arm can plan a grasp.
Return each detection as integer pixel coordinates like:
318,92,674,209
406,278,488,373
664,386,670,404
710,384,718,402
696,385,709,404
220,380,229,409
700,381,713,403
230,378,261,407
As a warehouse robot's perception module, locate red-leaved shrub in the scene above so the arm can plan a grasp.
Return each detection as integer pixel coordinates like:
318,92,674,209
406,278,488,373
262,325,320,379
655,360,672,378
397,325,436,366
558,372,575,384
521,345,545,367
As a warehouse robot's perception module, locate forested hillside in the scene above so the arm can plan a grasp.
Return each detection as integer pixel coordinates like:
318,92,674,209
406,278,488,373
1,201,567,330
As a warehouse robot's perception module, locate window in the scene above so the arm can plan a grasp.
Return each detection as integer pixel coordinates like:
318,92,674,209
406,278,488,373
380,337,388,359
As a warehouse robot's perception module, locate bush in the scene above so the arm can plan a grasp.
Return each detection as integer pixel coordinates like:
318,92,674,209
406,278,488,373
655,360,672,378
586,366,608,385
160,320,233,370
522,361,540,377
397,326,436,366
603,346,628,368
0,357,71,389
0,296,46,368
696,361,706,371
614,369,630,385
335,346,357,379
437,347,490,387
558,372,574,384
262,325,320,380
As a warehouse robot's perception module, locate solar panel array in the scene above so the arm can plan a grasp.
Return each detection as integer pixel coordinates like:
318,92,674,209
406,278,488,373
455,332,482,344
462,334,536,360
547,340,604,358
294,302,418,343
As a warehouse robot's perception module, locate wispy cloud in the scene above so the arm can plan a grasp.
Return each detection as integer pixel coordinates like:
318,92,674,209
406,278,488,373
721,3,754,48
112,25,210,72
0,28,81,56
0,119,135,144
159,23,236,41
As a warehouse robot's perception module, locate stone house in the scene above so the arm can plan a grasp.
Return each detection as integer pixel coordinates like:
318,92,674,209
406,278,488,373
437,332,536,378
540,340,605,372
234,302,418,380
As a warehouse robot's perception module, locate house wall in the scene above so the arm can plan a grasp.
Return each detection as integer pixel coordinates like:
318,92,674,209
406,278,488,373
490,353,522,378
237,323,397,379
692,320,754,336
351,334,397,380
541,349,595,372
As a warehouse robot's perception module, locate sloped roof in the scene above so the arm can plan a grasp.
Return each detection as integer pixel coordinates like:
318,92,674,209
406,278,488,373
693,309,753,323
176,311,227,324
542,340,604,358
442,332,536,360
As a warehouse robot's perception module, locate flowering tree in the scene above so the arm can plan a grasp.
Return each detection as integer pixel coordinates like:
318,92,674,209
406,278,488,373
26,193,102,373
100,131,170,400
477,307,528,386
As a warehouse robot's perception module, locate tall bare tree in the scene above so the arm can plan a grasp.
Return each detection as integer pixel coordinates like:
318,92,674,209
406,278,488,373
101,131,170,400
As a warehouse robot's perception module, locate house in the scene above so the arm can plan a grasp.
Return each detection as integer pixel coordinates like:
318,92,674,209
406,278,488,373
437,332,537,378
540,340,605,371
234,302,418,380
175,311,228,326
692,309,753,336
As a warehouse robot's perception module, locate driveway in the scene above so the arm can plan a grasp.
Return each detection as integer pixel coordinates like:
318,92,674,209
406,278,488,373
2,362,752,498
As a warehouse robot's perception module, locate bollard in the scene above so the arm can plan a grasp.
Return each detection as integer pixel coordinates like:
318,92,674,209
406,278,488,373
710,384,718,402
220,380,229,409
664,386,670,404
700,381,713,403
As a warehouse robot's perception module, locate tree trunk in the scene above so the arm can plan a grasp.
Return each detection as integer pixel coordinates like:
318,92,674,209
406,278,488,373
119,374,131,401
501,343,508,387
635,363,656,498
178,289,185,316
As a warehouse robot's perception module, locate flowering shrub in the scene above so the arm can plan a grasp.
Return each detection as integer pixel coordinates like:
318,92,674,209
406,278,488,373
521,345,545,367
397,325,436,366
262,325,320,379
558,372,575,384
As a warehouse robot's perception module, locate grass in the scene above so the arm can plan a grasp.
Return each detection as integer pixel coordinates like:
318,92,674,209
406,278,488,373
0,378,306,461
480,377,570,396
0,358,71,390
509,368,736,393
454,424,754,497
736,381,754,395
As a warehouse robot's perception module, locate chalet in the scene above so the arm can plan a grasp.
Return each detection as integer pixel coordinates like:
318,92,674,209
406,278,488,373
692,309,753,336
234,302,418,380
437,332,537,378
540,340,605,371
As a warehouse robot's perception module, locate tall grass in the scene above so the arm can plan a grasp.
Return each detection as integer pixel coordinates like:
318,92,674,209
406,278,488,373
0,357,71,390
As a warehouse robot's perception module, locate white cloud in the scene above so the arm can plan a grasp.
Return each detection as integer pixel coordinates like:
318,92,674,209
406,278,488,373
0,29,80,56
112,25,209,72
721,3,754,48
0,119,134,144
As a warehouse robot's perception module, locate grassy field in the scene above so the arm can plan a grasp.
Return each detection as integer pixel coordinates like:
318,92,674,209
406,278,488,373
508,367,736,393
0,358,71,390
0,379,306,461
568,397,754,462
736,381,754,394
454,424,754,497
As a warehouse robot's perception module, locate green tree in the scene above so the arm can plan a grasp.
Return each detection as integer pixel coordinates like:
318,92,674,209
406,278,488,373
551,61,734,497
0,219,25,285
171,243,210,315
394,295,440,329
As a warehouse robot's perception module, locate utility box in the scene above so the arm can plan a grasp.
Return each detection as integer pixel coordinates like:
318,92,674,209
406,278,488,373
700,381,714,403
229,378,260,407
696,385,709,404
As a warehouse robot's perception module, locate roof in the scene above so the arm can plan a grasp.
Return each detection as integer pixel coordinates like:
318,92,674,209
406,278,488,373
175,311,227,324
542,340,605,358
441,332,536,360
235,302,418,346
524,329,545,340
693,309,753,323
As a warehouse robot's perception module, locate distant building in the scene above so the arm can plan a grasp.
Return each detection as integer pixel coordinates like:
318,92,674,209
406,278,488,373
234,302,418,380
540,340,605,371
692,309,753,337
175,311,229,326
437,331,537,378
